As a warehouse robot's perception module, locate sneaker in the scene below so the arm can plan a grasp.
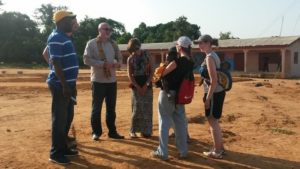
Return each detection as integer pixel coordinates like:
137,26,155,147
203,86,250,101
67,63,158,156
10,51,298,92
178,153,188,159
129,132,138,138
49,156,70,165
150,151,168,161
209,147,226,155
67,136,76,142
220,149,226,156
92,134,100,141
64,149,79,157
108,133,124,139
169,133,175,138
67,139,77,149
203,151,223,159
141,133,151,138
187,134,191,144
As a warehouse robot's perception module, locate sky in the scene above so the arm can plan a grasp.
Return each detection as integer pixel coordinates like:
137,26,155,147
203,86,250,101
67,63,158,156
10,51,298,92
1,0,300,39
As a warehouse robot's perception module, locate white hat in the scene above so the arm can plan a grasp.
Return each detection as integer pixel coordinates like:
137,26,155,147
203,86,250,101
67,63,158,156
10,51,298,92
177,36,192,48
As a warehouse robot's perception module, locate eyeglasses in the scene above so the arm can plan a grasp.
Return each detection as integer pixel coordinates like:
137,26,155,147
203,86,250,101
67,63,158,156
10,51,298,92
101,28,112,32
198,41,208,45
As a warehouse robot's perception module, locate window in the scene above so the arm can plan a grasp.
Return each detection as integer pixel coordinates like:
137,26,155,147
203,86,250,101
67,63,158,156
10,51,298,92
294,52,299,64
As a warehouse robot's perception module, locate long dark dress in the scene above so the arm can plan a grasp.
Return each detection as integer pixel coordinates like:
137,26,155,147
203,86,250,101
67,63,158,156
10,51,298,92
129,51,153,135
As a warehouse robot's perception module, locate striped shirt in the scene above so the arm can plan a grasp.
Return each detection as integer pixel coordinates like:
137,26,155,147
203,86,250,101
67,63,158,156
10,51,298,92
47,29,79,87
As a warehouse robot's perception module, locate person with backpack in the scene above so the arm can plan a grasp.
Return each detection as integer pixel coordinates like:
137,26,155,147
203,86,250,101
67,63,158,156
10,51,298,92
127,38,154,138
83,22,124,141
154,47,191,142
194,34,226,159
151,36,194,160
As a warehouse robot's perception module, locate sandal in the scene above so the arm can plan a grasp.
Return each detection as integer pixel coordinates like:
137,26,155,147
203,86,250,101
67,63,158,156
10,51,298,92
129,132,138,138
203,151,223,159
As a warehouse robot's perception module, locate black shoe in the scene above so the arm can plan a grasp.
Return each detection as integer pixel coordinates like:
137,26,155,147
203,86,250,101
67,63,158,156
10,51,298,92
92,134,100,141
67,137,77,149
141,133,152,138
67,136,76,142
64,149,79,157
67,141,77,149
108,133,124,139
169,133,175,138
187,134,191,144
49,156,70,165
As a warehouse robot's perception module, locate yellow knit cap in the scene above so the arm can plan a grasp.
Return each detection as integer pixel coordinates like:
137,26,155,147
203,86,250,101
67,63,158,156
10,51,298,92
53,10,76,24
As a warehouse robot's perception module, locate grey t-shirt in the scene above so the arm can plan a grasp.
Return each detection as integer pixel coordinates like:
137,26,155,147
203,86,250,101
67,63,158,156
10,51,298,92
203,51,224,93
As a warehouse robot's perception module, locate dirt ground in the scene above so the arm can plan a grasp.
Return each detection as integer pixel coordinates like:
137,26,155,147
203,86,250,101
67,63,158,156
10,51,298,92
0,68,299,169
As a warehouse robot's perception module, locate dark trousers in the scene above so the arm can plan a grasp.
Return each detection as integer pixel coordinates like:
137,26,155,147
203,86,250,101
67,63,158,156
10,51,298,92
91,82,117,136
48,83,75,158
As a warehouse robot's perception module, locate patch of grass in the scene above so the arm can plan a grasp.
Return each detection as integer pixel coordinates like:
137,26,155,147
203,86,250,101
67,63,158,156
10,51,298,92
270,128,296,135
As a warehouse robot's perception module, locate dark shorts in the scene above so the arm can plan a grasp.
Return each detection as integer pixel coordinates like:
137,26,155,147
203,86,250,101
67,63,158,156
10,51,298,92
203,91,226,119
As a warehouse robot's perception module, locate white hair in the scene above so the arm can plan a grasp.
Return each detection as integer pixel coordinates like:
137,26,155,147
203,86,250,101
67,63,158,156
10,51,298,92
98,22,110,30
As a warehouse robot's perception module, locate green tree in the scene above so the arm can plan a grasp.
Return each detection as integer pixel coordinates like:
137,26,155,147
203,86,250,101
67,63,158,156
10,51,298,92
173,16,200,41
219,31,239,40
0,12,43,64
133,22,149,42
133,16,201,43
73,16,129,65
34,4,68,42
117,32,132,44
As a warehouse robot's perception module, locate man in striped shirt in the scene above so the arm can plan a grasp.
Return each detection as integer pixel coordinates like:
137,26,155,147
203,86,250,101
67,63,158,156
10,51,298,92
47,10,79,165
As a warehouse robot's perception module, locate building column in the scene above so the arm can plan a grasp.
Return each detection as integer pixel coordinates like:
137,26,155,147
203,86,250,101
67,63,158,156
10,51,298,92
243,49,249,72
281,48,287,78
160,51,165,63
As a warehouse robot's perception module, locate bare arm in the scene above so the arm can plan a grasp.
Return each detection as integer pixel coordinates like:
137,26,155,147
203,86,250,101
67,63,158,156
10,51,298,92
206,56,218,101
162,60,177,76
42,46,49,64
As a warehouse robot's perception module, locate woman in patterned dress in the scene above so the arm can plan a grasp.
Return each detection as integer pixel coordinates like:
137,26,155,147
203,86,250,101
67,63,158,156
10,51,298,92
127,38,154,138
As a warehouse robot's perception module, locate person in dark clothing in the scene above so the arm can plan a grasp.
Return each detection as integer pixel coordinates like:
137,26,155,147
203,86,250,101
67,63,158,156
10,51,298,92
155,46,178,99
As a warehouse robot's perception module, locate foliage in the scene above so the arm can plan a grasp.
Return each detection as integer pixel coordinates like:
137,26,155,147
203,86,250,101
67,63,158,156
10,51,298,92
34,4,68,42
0,12,43,64
72,16,131,65
219,31,239,40
0,4,203,67
133,16,201,43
